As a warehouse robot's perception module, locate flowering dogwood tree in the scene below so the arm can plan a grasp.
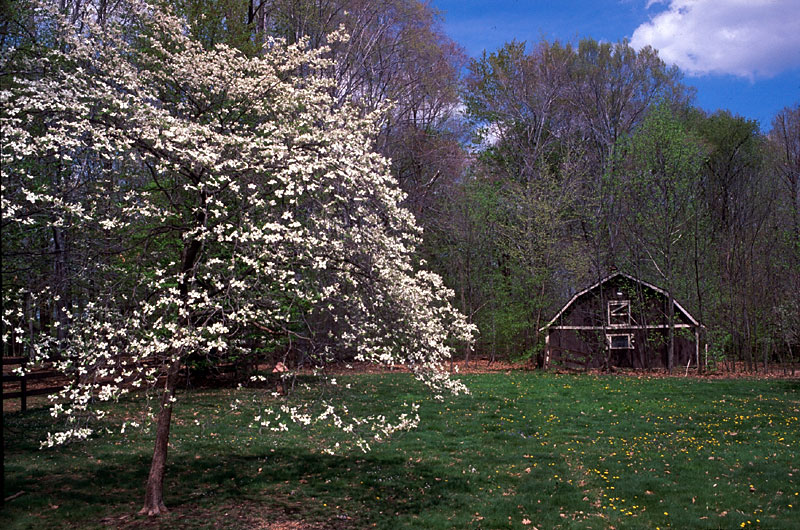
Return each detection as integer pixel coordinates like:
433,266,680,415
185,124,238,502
1,0,472,515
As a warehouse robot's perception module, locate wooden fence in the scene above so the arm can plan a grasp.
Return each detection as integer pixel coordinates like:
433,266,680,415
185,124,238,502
2,358,255,411
2,357,66,411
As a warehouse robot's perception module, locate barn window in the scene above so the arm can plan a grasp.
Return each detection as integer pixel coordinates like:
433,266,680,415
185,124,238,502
607,334,633,349
608,300,630,327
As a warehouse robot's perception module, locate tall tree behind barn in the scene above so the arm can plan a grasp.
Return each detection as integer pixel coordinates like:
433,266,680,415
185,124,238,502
540,273,701,371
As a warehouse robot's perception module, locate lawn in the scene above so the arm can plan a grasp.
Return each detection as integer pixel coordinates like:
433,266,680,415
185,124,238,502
2,373,798,529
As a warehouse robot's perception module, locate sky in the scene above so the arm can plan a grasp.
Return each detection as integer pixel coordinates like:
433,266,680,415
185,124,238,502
431,0,800,131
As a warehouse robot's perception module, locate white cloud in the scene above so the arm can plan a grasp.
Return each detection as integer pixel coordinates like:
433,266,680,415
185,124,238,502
630,0,800,79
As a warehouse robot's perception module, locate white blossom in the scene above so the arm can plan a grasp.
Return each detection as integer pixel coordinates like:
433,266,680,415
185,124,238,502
3,0,474,452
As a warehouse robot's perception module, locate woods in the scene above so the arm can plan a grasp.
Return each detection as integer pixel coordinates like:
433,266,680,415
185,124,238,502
1,0,799,517
436,39,799,372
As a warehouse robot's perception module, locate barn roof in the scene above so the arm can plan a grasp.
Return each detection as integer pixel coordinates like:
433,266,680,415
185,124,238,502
540,272,700,331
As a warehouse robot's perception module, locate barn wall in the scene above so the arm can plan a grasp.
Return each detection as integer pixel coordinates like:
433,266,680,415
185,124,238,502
548,329,600,370
545,275,698,371
548,329,696,370
555,276,694,329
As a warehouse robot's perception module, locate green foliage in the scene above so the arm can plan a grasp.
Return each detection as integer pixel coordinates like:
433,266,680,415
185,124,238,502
611,101,705,285
459,38,698,363
169,0,257,53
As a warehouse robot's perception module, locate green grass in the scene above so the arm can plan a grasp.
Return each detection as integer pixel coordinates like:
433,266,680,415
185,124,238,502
3,373,799,529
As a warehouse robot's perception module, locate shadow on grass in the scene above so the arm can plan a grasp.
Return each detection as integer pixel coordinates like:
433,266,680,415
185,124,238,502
3,415,463,529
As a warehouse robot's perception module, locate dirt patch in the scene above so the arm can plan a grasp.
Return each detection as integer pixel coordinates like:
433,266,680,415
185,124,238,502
575,363,800,380
320,359,800,379
318,359,523,375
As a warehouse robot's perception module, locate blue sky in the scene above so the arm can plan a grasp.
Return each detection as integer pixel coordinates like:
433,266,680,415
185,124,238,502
432,0,800,131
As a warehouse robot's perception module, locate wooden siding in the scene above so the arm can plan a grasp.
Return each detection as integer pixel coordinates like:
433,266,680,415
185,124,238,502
542,273,700,370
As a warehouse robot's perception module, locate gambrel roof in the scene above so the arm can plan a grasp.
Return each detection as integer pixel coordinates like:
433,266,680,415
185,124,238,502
539,272,700,331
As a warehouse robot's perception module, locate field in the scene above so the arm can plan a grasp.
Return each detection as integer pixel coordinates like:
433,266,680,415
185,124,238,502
2,373,799,529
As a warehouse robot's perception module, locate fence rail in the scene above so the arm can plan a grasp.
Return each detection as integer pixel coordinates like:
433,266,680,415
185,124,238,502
2,357,66,411
2,357,251,411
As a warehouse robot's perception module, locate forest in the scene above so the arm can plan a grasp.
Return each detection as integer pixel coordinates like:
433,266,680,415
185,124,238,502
2,0,799,379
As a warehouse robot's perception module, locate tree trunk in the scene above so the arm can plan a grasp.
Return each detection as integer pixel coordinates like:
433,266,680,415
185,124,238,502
141,197,206,516
140,359,182,516
667,292,675,374
692,212,705,374
598,282,611,373
459,274,471,368
489,312,496,366
52,225,69,357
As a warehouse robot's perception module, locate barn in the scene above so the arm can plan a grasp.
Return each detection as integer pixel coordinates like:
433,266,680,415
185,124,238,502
540,272,701,371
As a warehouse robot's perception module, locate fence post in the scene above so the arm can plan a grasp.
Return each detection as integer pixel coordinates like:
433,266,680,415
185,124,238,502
20,357,27,411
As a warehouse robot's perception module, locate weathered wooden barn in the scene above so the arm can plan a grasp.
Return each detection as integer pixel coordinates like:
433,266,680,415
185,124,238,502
540,272,701,371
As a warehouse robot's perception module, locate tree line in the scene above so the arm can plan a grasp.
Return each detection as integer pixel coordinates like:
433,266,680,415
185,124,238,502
2,0,798,380
440,41,799,372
